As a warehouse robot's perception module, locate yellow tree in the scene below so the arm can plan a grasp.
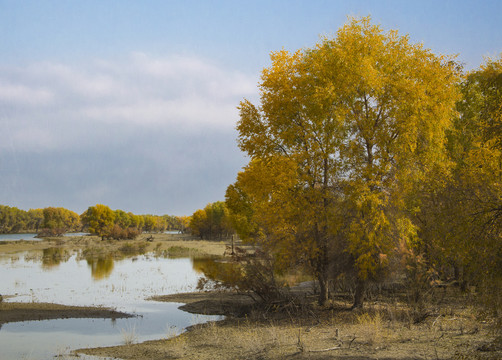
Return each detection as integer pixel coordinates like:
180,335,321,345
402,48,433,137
189,209,208,239
27,208,44,232
420,55,502,318
42,207,81,236
128,212,143,230
114,209,132,229
142,215,157,233
189,202,233,239
232,16,460,307
81,204,116,240
177,215,191,233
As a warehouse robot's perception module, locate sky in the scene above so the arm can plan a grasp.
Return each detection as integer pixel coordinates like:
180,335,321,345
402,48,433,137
0,0,501,216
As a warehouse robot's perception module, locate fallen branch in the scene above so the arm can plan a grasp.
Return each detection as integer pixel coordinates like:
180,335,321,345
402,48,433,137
309,345,342,352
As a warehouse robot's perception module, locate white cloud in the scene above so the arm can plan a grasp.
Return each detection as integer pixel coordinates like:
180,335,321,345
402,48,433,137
0,82,54,106
0,53,258,151
0,53,257,214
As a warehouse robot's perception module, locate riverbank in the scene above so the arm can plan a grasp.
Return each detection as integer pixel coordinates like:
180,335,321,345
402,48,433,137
1,234,501,359
77,289,502,360
0,233,228,256
0,301,132,325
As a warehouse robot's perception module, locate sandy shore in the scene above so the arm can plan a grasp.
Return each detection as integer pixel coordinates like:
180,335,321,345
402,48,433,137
0,301,132,325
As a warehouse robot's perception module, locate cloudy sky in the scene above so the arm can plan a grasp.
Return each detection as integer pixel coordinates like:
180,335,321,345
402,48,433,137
1,0,501,216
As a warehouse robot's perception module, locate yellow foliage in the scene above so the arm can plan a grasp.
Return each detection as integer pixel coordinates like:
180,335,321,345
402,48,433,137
228,16,461,305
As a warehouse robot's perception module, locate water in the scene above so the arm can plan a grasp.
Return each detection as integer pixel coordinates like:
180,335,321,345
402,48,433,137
0,250,221,359
0,233,40,241
0,232,89,241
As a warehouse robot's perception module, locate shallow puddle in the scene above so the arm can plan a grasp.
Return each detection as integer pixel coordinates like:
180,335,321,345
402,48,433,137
0,250,221,360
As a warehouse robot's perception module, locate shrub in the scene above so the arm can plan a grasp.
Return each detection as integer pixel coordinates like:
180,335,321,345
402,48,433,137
37,227,66,237
196,247,286,303
109,225,140,240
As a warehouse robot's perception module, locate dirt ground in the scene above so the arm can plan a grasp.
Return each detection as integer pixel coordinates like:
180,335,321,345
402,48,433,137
78,290,502,360
1,235,501,359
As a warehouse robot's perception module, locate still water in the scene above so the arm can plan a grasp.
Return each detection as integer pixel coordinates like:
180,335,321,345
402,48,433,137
0,233,40,241
0,233,90,241
0,250,221,360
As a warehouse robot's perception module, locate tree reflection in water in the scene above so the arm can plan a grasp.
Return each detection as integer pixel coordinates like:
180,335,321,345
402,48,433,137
86,256,114,280
42,247,69,269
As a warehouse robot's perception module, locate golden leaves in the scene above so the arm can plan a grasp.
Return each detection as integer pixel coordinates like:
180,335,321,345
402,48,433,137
229,15,462,290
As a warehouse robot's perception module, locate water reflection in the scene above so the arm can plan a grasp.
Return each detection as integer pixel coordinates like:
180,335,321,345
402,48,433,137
42,247,70,269
0,251,223,359
1,251,205,307
191,257,241,285
86,255,115,280
191,256,216,274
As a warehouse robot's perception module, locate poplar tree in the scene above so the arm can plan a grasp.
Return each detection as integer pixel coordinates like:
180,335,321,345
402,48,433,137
229,16,460,306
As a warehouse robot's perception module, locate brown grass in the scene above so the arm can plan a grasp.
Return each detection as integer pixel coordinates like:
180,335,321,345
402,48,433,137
79,289,502,360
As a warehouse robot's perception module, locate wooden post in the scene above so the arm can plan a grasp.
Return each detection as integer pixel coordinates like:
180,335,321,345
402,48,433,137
231,235,235,255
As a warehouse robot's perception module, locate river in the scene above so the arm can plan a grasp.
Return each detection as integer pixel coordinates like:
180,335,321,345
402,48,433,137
0,249,221,359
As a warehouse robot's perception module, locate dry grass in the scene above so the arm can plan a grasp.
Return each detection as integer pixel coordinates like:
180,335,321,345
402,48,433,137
98,283,502,360
0,233,229,259
121,324,139,345
78,294,502,360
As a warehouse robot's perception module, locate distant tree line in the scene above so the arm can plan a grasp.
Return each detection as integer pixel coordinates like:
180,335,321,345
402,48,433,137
188,201,233,240
80,204,183,240
0,204,185,239
0,205,44,233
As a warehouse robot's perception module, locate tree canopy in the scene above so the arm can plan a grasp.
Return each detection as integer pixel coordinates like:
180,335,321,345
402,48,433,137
415,55,502,317
228,16,461,306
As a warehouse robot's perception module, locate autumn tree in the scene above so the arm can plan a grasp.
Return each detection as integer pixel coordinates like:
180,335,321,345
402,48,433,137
41,207,81,236
230,16,460,306
128,212,144,230
27,208,44,232
189,202,233,240
0,206,48,233
176,215,191,233
81,204,116,240
417,55,502,319
189,209,207,239
114,210,132,229
163,215,182,231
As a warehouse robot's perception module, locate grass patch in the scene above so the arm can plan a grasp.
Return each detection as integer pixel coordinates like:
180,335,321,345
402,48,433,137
121,324,138,345
355,311,389,346
164,246,203,258
118,242,147,255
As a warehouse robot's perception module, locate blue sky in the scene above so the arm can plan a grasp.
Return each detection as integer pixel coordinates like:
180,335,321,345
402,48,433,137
0,0,501,215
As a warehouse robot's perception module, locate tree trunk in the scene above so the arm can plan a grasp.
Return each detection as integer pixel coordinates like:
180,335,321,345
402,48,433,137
352,277,365,309
454,264,469,292
318,274,329,306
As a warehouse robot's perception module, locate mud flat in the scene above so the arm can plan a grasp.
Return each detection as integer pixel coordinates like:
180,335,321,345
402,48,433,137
0,301,132,325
